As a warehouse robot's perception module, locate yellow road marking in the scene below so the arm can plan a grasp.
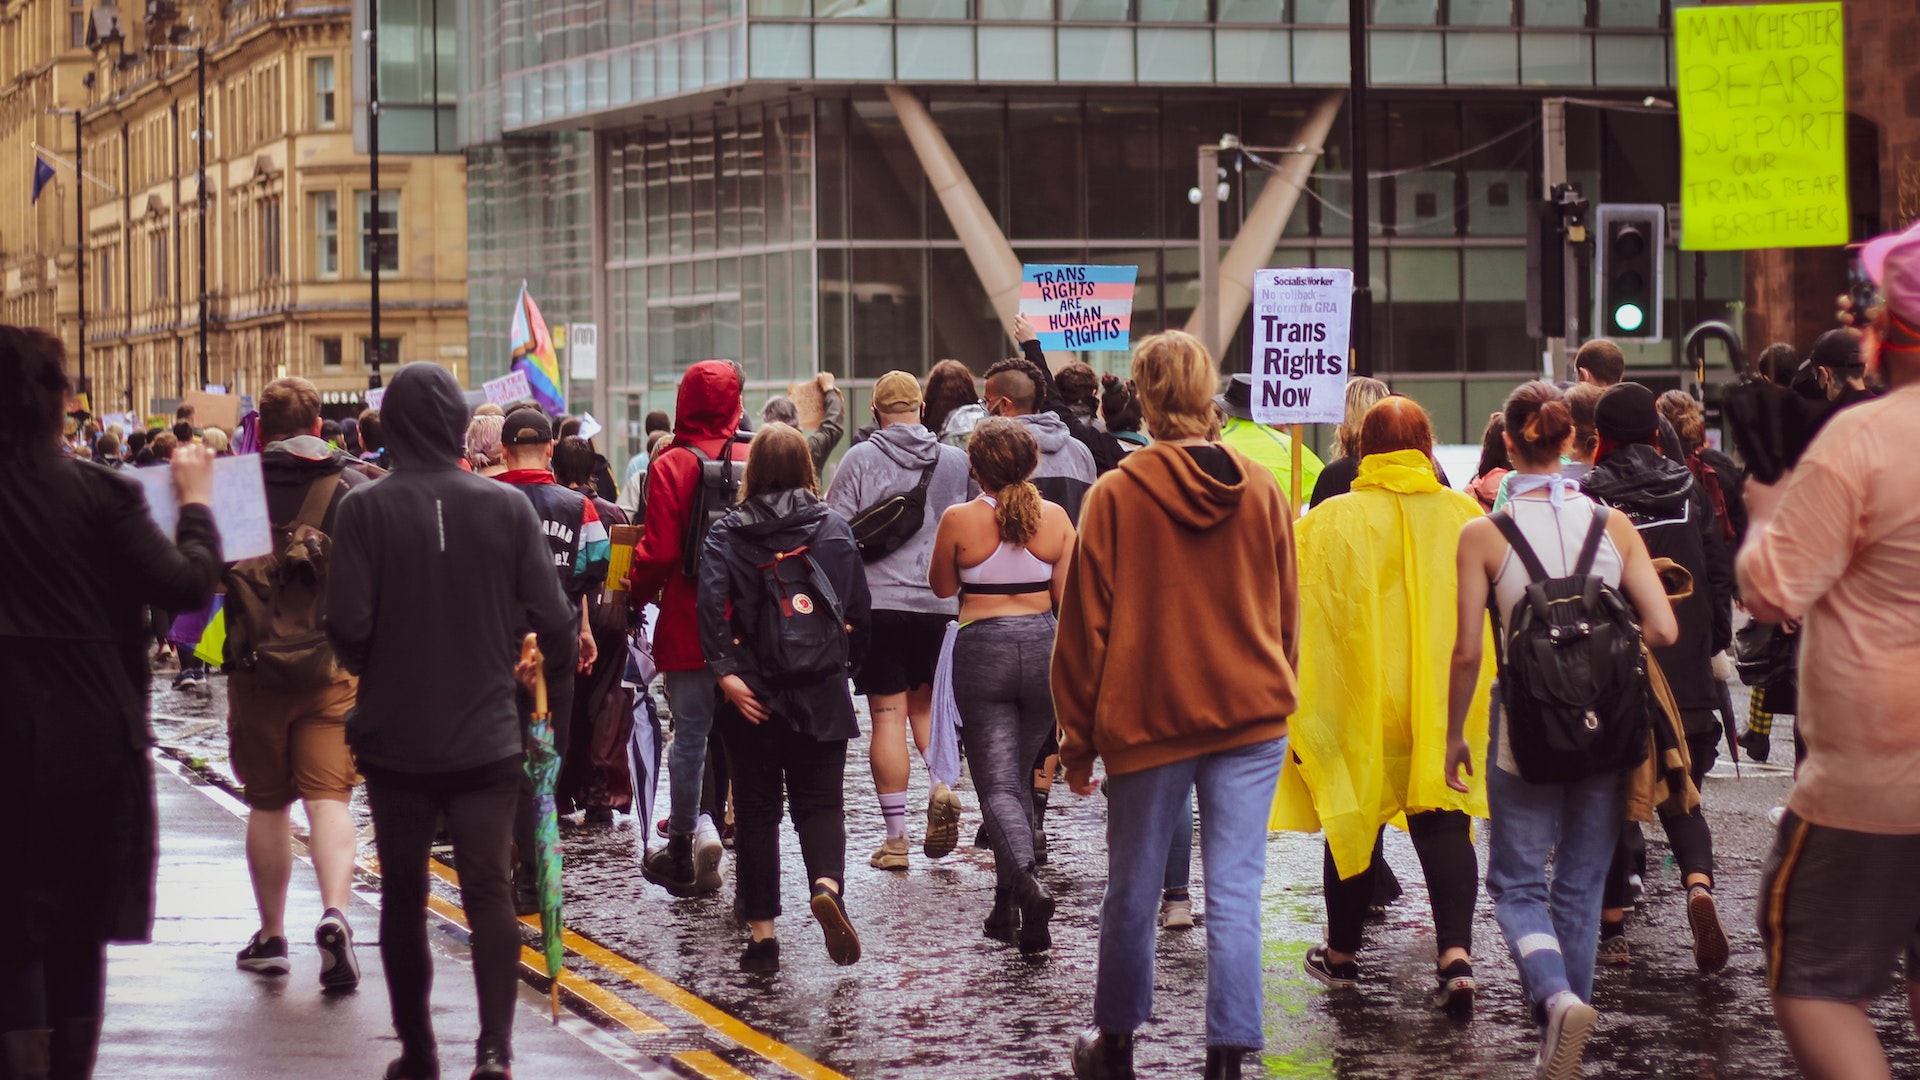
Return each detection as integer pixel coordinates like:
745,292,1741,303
421,859,848,1080
674,1050,758,1080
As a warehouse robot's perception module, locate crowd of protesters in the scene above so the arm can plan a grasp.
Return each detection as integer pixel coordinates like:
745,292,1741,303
6,218,1920,1080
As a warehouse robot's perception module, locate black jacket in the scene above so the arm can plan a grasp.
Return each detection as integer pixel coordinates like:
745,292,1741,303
258,437,383,530
325,363,578,775
1582,444,1735,717
1020,339,1124,475
698,489,872,742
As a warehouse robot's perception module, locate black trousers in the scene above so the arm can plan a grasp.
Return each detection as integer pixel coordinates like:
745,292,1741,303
715,704,847,923
1605,727,1719,908
367,759,523,1063
1324,810,1478,956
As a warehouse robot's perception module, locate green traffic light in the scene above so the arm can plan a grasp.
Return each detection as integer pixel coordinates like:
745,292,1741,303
1613,303,1646,332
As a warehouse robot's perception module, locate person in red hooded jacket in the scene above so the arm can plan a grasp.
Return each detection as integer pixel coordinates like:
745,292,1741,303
630,360,750,897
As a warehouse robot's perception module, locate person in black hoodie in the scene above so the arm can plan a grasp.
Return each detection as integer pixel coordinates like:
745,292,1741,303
698,424,872,975
1580,382,1735,976
325,362,577,1080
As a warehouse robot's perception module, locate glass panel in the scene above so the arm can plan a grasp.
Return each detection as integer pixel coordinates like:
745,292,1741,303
1370,29,1443,83
1449,0,1511,26
1216,28,1291,83
1445,31,1516,84
1293,28,1348,82
1139,0,1206,21
1160,101,1239,240
1293,0,1345,22
1464,248,1534,371
749,23,812,80
1388,248,1461,372
815,99,847,240
814,24,894,78
1387,103,1458,236
1215,0,1282,22
1596,0,1656,28
1086,100,1158,240
817,0,891,16
718,123,741,251
1060,28,1135,81
1594,33,1665,87
1008,102,1082,239
1520,31,1589,85
740,113,766,249
850,249,926,377
313,192,339,277
1393,380,1464,443
1135,27,1211,81
357,190,400,274
848,99,925,240
749,0,809,13
818,248,850,376
900,0,970,13
1372,0,1437,25
1463,102,1532,236
1522,0,1583,28
928,100,1005,241
928,249,1004,371
1084,248,1158,359
897,25,976,80
979,0,1050,20
1059,0,1127,17
741,254,766,376
978,26,1056,79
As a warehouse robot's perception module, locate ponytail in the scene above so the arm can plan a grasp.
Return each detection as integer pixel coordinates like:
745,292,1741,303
1503,380,1573,467
995,480,1043,546
967,417,1044,544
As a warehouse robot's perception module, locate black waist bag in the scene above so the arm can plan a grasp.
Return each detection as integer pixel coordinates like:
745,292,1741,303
849,462,936,563
1491,506,1650,785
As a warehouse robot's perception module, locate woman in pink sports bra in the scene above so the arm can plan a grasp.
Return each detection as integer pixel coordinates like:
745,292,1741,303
929,418,1076,954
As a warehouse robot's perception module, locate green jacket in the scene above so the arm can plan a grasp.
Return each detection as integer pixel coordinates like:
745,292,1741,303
1219,417,1326,505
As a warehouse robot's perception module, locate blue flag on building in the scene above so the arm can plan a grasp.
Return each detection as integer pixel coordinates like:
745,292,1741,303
31,156,55,203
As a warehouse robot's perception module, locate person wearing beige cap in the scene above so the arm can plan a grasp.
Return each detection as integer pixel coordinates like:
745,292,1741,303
823,370,971,871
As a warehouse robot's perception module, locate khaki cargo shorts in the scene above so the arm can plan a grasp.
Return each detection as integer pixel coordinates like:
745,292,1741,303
227,672,362,810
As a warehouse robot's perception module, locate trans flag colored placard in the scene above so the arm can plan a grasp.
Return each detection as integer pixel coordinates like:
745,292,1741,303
1020,265,1137,352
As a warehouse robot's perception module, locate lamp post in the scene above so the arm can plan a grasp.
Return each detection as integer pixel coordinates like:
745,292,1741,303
366,0,382,390
49,107,85,393
153,43,208,390
1347,0,1372,377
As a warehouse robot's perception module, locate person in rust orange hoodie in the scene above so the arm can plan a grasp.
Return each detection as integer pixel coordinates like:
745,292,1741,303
1054,331,1299,1080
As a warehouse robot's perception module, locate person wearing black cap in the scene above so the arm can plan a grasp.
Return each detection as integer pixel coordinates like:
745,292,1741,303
495,405,609,910
1580,381,1736,977
1796,328,1879,411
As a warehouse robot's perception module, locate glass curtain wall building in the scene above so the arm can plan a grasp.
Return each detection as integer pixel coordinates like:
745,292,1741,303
459,0,1733,463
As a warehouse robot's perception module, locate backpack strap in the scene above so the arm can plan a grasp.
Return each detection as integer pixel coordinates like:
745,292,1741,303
1488,510,1551,585
291,475,340,532
1573,505,1611,578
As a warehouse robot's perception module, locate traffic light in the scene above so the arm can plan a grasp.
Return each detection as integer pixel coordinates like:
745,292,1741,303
1592,203,1665,342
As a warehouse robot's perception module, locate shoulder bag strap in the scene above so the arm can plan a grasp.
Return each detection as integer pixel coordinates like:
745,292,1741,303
292,475,341,532
911,460,938,497
1488,510,1551,584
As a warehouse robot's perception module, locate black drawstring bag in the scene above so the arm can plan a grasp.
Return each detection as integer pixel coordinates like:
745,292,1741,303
1688,321,1835,485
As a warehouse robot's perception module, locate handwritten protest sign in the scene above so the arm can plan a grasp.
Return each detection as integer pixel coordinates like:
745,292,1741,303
364,387,386,410
1675,1,1847,251
132,454,273,561
1020,265,1137,352
1250,268,1351,426
484,369,533,407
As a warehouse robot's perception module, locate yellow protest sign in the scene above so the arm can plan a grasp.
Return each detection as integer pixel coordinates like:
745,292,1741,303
1675,1,1847,251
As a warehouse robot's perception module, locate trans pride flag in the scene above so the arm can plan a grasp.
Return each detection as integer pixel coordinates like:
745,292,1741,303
509,282,565,415
1020,264,1138,352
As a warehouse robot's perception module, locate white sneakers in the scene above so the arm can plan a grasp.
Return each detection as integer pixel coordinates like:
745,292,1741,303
1537,992,1597,1080
693,814,726,894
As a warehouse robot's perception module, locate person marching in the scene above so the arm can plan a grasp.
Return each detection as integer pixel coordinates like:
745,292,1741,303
1273,396,1495,1011
697,424,872,973
928,418,1076,953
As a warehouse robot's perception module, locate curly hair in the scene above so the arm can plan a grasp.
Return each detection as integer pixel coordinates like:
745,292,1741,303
967,418,1042,546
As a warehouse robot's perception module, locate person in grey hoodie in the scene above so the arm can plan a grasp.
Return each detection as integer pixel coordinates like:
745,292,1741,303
823,370,971,872
982,356,1099,524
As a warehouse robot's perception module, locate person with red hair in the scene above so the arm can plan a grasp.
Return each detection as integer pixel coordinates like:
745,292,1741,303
1273,395,1495,1011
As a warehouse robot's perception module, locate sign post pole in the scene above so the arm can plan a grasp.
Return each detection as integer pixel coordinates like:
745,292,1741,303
1289,424,1304,513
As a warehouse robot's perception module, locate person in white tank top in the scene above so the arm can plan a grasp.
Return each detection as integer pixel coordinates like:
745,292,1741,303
1445,382,1677,1080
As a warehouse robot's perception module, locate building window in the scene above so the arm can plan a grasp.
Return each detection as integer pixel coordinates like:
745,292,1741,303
97,248,113,312
319,337,343,369
70,0,86,48
313,191,339,277
262,197,283,279
151,233,168,301
311,56,336,128
361,337,399,370
357,190,399,275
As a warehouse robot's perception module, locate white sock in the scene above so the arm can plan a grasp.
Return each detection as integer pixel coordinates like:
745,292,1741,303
877,791,908,840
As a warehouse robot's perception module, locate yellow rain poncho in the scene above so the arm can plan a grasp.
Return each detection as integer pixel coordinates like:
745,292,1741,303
1269,449,1497,880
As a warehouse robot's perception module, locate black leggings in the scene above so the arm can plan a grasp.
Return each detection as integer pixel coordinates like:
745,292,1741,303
716,705,848,922
1605,728,1719,908
1324,811,1478,957
367,760,523,1063
0,940,105,1031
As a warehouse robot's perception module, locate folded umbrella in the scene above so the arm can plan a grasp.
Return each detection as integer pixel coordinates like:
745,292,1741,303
520,634,565,1023
1688,321,1834,485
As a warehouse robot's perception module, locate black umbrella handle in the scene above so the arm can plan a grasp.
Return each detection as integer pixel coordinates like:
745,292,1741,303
1683,320,1749,381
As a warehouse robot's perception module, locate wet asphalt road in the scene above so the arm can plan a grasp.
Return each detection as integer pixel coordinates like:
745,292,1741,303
149,668,1920,1079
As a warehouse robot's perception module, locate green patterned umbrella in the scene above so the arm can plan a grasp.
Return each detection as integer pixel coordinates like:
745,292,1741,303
522,634,565,1022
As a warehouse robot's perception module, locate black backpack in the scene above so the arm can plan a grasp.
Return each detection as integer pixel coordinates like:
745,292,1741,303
1490,506,1650,784
752,538,850,686
678,438,749,580
848,461,937,563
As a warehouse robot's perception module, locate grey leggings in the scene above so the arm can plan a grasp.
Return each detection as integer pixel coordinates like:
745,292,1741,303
954,613,1059,888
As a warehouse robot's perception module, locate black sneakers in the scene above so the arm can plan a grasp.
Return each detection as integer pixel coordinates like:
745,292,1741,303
1070,1028,1135,1080
984,887,1020,942
1014,872,1055,956
1433,958,1475,1012
641,835,699,898
1303,944,1359,989
739,937,780,974
471,1046,511,1079
316,908,361,993
236,932,290,976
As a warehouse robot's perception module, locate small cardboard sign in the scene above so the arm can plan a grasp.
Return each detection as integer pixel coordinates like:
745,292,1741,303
484,370,533,407
788,380,827,431
183,388,241,433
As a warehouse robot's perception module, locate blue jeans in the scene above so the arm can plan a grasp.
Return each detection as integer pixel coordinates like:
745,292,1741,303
1485,762,1624,1015
1163,789,1194,893
662,669,718,838
1095,737,1286,1051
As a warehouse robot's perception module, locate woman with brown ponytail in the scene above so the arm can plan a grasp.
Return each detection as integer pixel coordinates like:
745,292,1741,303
929,418,1076,955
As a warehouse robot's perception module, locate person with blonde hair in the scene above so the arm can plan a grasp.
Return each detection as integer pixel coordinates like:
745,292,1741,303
1308,376,1392,507
466,413,506,476
929,418,1075,954
698,424,871,973
1057,331,1299,1080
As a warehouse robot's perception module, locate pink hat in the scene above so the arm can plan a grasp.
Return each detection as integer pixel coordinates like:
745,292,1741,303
1860,219,1920,322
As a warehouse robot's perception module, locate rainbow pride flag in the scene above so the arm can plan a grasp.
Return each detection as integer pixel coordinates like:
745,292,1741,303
509,282,565,415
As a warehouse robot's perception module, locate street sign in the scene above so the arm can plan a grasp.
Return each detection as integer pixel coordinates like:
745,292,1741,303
569,323,598,381
1250,268,1351,426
